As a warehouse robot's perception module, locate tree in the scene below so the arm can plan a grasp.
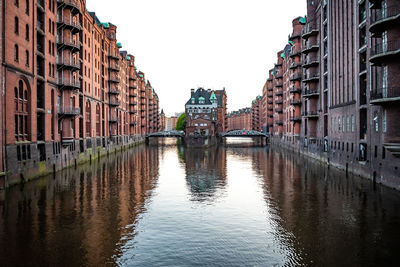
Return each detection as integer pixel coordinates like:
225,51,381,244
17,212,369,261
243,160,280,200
175,113,186,131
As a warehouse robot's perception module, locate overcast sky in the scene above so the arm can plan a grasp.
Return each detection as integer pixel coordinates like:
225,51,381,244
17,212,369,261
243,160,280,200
86,0,306,116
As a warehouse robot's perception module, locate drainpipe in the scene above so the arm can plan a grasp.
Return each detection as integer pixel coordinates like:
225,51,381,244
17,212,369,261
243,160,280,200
2,0,8,181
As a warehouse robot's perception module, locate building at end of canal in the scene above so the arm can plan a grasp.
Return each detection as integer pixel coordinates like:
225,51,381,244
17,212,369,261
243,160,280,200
185,88,227,136
0,0,163,188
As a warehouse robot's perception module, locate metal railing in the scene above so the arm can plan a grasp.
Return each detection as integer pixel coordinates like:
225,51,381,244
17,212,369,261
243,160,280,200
302,111,319,116
58,78,80,88
370,5,400,25
302,23,319,37
290,73,302,81
57,106,80,115
57,16,82,30
57,0,82,12
57,57,80,68
303,88,320,96
57,36,81,49
370,40,400,57
371,87,400,101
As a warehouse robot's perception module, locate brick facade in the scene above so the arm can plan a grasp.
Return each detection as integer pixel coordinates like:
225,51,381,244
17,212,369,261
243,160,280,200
1,0,161,187
256,0,400,189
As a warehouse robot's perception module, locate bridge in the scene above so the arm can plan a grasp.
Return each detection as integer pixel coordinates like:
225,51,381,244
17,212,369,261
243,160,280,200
219,129,269,137
145,130,185,144
219,130,269,146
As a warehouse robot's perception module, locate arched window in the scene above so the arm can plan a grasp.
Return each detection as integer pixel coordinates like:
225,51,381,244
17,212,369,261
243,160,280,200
25,24,29,40
25,0,29,15
14,45,19,62
14,0,19,7
14,17,19,35
96,104,100,136
15,79,30,141
85,101,91,137
25,50,29,66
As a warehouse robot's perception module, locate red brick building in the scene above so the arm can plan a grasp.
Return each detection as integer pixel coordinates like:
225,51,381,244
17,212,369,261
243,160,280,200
227,108,251,131
185,88,227,136
0,0,161,187
257,0,400,189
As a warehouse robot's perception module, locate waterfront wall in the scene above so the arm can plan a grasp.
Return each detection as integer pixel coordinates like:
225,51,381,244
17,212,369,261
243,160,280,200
270,136,400,191
0,135,145,189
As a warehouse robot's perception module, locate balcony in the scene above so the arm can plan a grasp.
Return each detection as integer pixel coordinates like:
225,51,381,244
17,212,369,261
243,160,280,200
267,87,273,92
290,99,302,105
275,90,283,96
275,99,283,104
129,85,137,89
302,43,320,54
275,120,283,125
108,88,120,95
276,108,283,113
289,87,302,94
290,116,302,122
129,92,137,97
57,57,80,70
275,81,283,87
275,73,283,79
302,111,319,118
370,6,400,36
369,0,383,9
57,0,82,15
290,73,302,81
108,64,120,72
289,48,302,58
108,53,120,60
57,37,81,51
370,40,400,65
36,21,45,35
109,76,120,83
57,106,80,116
109,116,120,123
129,122,137,126
109,99,120,106
37,0,45,10
303,89,320,97
289,33,301,40
58,78,80,90
289,61,302,69
302,57,320,68
370,87,400,104
302,23,319,39
267,100,273,104
303,73,320,83
57,16,82,33
129,76,136,81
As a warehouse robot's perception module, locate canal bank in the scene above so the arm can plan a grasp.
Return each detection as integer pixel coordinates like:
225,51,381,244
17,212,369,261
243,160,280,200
0,136,146,190
269,136,400,191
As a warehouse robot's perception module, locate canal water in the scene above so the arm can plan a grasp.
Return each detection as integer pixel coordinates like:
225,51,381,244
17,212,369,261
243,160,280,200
1,139,400,266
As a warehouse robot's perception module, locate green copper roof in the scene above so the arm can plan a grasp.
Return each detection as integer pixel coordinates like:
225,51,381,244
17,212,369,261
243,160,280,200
117,42,122,48
134,66,137,70
271,71,274,76
252,100,256,104
138,74,143,78
102,22,110,29
257,95,262,100
126,56,131,60
210,91,217,100
280,52,285,59
288,40,294,46
299,17,306,24
198,96,205,101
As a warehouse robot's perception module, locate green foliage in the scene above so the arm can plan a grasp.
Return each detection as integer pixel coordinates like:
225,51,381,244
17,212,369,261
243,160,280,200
175,113,186,131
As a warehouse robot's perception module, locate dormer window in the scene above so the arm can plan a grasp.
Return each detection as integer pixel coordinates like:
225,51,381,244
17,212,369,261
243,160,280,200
191,97,195,104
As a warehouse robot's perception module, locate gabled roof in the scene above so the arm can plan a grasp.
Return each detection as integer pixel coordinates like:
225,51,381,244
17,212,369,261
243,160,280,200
185,88,213,105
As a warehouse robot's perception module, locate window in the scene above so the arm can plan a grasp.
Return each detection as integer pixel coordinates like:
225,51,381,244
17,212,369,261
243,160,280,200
25,0,29,15
15,17,19,35
49,19,51,33
382,110,387,133
14,45,19,62
374,111,379,132
25,24,29,40
351,115,355,132
15,0,19,7
25,50,29,66
382,66,388,97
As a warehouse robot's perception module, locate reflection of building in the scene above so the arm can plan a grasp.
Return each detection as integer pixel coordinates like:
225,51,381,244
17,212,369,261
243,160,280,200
227,108,252,131
185,88,227,136
183,147,227,201
0,0,161,187
0,146,159,266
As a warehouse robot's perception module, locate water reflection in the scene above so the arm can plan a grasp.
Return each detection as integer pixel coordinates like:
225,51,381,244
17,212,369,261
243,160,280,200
0,146,159,266
183,147,227,202
0,143,400,266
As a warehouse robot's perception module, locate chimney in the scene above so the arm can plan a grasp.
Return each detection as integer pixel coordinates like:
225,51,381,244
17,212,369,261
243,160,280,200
207,89,211,93
191,88,195,96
